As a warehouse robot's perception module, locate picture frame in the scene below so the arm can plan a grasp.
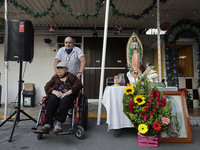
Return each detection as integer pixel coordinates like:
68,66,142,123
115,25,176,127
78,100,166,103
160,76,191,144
158,91,193,143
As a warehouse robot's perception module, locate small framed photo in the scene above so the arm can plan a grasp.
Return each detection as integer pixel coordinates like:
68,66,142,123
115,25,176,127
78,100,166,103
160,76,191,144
158,91,193,143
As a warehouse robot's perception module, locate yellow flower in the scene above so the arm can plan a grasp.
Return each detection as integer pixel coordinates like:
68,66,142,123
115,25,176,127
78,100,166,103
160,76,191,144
134,95,145,105
146,78,150,82
138,124,148,134
124,86,135,95
137,80,141,84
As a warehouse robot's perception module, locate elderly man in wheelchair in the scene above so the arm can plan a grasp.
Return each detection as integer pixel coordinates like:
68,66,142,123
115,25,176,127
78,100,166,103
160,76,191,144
33,62,88,139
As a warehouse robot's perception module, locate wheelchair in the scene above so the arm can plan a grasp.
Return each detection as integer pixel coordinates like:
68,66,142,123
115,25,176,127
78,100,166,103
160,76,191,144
32,91,88,140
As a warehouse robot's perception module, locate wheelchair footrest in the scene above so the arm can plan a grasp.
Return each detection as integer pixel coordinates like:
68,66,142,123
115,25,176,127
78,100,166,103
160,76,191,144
32,130,50,134
57,131,74,135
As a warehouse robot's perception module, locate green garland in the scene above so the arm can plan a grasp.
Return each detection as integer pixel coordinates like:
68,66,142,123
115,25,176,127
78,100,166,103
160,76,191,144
0,0,167,20
59,0,104,20
164,19,200,87
110,0,167,20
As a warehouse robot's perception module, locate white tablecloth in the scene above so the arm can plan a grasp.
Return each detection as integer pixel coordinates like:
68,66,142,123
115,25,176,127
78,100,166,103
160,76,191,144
102,86,177,131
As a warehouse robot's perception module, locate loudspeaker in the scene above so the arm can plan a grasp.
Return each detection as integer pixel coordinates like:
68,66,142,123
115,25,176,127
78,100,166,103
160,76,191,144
4,19,34,62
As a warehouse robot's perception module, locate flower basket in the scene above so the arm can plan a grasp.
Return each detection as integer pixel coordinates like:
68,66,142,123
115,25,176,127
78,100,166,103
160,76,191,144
138,133,158,147
123,76,173,139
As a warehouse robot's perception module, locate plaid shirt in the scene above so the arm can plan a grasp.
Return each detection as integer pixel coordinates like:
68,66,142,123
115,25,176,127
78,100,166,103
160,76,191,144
55,46,84,75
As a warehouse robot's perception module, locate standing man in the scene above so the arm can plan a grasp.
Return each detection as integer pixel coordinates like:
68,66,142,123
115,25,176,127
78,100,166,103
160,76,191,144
54,37,86,78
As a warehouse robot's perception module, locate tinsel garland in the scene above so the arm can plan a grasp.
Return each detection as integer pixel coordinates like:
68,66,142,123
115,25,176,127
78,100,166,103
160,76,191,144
165,19,200,87
0,0,167,20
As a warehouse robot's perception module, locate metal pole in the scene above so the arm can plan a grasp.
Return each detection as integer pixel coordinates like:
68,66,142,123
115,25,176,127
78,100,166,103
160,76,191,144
157,0,161,82
97,0,110,125
4,0,8,121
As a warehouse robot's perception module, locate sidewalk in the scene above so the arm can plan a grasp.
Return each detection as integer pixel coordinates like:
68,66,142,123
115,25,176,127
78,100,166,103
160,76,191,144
1,118,200,150
2,103,200,150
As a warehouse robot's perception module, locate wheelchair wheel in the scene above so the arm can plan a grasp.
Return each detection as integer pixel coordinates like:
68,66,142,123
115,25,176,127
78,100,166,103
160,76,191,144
37,133,43,140
75,125,85,140
80,94,88,130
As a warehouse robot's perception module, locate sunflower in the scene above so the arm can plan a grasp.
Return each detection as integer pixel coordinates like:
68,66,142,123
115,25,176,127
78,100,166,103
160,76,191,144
124,86,135,95
134,95,145,105
138,124,148,134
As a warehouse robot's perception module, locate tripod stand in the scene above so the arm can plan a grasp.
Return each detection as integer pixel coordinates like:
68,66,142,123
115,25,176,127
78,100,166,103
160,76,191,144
0,61,37,142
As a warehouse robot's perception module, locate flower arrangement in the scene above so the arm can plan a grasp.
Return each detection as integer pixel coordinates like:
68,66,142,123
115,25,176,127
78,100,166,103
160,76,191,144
178,88,193,107
123,76,173,137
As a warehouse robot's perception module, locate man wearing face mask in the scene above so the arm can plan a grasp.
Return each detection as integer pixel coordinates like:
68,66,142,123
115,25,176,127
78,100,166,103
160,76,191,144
54,36,86,78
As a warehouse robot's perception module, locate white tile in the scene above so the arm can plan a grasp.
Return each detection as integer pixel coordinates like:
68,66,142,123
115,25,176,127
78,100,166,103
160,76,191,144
192,78,198,89
178,78,185,88
187,89,193,96
193,100,199,108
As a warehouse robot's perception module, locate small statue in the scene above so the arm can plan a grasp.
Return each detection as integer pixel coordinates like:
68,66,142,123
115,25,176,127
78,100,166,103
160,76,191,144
126,33,143,79
143,62,158,83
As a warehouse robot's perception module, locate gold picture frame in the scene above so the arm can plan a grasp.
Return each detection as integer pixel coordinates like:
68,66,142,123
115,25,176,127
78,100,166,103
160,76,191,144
158,91,193,143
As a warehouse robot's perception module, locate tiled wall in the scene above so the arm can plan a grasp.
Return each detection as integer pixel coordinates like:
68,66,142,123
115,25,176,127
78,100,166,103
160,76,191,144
178,78,199,108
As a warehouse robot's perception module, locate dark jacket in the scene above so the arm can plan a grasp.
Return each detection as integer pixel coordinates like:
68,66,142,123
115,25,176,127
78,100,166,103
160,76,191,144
44,72,83,97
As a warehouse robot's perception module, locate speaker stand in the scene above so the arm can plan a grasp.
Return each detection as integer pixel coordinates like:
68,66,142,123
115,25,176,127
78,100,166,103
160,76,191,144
0,61,37,142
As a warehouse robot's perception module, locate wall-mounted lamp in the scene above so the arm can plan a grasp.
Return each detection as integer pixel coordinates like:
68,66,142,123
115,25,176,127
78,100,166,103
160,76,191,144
0,37,4,44
44,38,52,44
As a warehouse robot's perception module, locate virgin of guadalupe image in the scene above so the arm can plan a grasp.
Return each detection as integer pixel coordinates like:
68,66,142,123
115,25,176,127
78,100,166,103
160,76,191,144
161,96,187,138
166,100,180,138
126,33,143,78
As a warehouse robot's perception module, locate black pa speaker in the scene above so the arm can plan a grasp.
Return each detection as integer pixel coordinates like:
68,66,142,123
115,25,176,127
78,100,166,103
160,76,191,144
4,19,34,62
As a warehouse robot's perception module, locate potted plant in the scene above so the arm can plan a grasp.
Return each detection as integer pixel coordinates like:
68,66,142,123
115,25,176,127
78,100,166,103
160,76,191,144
178,88,193,107
123,76,172,146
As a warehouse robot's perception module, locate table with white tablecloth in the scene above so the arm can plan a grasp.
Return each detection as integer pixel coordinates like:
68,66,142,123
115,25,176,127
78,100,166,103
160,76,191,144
102,86,177,131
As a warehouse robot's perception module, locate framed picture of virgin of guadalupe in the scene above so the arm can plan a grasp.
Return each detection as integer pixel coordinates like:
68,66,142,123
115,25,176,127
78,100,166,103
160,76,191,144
158,91,193,143
126,33,143,78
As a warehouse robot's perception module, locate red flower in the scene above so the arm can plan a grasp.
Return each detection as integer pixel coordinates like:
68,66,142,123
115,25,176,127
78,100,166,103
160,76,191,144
144,115,148,120
144,107,148,112
141,112,145,116
155,91,160,95
156,102,160,106
146,104,150,109
128,99,134,114
149,111,153,116
156,96,160,101
148,99,153,103
178,88,189,95
150,94,154,98
160,102,165,108
152,121,162,131
185,90,189,95
151,88,157,94
153,106,157,111
151,88,155,93
161,96,166,102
